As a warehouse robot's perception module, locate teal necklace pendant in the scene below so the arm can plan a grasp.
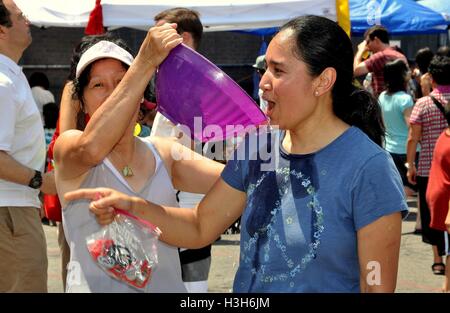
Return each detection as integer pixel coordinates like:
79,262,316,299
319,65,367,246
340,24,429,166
122,165,134,177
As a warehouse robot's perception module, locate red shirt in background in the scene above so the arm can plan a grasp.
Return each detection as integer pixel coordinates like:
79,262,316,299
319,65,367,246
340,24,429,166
426,129,450,232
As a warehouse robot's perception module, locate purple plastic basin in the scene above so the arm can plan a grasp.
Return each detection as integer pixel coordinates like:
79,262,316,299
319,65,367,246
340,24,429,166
156,44,267,142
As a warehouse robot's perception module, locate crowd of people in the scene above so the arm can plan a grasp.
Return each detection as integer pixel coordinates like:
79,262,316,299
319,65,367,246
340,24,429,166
0,0,449,293
353,25,450,292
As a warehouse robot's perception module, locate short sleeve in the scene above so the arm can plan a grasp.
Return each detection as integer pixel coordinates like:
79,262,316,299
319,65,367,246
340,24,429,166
398,94,414,112
409,100,423,125
364,59,373,73
363,58,374,73
363,52,383,73
351,152,409,230
0,84,17,151
221,129,274,192
221,148,246,192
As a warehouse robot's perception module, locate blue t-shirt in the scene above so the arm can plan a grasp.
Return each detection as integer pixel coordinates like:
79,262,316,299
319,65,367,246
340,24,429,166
221,126,408,292
378,91,414,154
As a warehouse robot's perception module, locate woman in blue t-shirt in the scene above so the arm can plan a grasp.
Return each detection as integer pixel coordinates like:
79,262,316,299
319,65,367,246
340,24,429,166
378,59,418,197
65,15,408,293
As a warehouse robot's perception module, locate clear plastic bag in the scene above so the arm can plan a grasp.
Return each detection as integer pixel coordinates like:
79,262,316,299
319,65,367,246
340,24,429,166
86,208,161,290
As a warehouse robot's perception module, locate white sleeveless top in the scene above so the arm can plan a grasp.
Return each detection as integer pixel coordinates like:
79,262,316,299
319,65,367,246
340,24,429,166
63,138,186,293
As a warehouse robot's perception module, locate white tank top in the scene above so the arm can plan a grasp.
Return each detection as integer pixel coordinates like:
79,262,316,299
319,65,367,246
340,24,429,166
63,139,186,293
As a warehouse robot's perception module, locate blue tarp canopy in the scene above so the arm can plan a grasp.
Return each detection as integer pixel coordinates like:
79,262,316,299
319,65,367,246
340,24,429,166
350,0,449,35
417,0,450,22
239,0,449,36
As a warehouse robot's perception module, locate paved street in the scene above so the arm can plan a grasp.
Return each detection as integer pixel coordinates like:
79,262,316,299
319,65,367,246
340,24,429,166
44,196,444,293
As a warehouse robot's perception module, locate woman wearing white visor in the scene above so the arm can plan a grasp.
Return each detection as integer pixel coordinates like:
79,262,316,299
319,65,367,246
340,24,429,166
54,24,224,292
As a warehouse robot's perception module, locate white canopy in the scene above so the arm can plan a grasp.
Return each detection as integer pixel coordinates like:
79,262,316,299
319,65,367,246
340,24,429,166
16,0,338,32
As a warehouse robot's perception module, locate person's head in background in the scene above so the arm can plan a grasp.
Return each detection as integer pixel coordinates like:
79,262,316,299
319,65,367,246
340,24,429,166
415,47,434,75
436,45,450,57
429,55,450,124
384,59,409,94
364,25,390,54
29,71,50,90
429,55,450,87
253,55,266,77
0,0,32,62
154,7,203,51
428,55,450,86
260,15,385,146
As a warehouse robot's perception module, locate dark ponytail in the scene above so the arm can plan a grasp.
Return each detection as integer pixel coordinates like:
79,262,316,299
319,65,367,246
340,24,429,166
280,15,385,146
335,86,385,146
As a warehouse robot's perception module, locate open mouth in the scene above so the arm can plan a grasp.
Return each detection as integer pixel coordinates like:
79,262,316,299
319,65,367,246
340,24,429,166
266,100,275,116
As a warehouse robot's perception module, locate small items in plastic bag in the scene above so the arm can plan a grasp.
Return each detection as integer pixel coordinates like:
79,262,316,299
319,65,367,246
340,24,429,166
86,208,161,289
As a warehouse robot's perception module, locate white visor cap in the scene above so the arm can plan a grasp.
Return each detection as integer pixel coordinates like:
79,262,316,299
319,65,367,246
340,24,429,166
75,40,134,79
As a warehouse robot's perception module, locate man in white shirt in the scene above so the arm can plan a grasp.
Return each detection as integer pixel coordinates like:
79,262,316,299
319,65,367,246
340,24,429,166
0,0,56,292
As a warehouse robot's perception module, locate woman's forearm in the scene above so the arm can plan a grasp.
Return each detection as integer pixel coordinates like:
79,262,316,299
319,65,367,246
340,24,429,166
130,197,209,249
